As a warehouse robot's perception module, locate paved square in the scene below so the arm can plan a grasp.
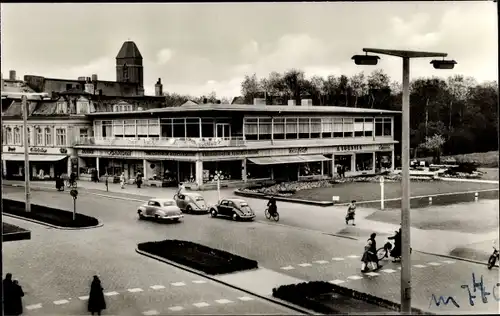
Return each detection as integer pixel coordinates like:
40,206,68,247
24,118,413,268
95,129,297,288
142,310,159,316
382,269,397,273
192,280,207,284
104,291,119,296
193,302,210,308
329,279,345,285
347,255,360,258
427,262,442,266
442,260,456,264
215,299,233,304
365,272,380,277
53,299,69,305
26,304,42,310
281,266,295,270
332,257,345,261
78,296,89,301
314,260,329,264
347,275,363,280
413,264,427,268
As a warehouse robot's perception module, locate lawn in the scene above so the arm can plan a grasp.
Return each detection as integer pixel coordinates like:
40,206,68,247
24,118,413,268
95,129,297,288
292,180,499,203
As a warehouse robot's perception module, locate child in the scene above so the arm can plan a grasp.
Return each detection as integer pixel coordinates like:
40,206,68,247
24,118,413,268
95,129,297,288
345,200,356,226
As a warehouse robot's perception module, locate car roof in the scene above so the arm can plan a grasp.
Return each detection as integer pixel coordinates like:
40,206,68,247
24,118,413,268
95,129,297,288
183,192,203,197
150,198,175,203
223,198,247,204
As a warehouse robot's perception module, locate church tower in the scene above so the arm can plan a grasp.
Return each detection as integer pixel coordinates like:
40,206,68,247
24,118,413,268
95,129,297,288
116,41,144,95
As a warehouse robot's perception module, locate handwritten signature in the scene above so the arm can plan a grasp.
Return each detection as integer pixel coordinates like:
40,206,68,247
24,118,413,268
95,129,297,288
430,273,500,308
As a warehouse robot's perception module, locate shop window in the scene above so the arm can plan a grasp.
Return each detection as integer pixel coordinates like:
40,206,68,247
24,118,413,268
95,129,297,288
35,127,43,145
273,118,285,140
202,161,242,183
364,118,373,137
14,127,21,145
172,118,185,138
334,155,352,172
80,128,89,139
356,153,373,171
310,118,321,138
285,118,298,139
375,118,383,136
383,118,392,136
299,162,322,176
56,128,66,146
333,119,343,138
321,118,332,138
354,118,364,137
298,118,310,139
258,118,272,140
186,118,200,138
343,118,354,138
6,127,13,144
244,118,258,141
45,127,52,145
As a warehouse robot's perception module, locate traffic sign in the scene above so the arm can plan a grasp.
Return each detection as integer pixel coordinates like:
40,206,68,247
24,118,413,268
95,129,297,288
70,189,78,199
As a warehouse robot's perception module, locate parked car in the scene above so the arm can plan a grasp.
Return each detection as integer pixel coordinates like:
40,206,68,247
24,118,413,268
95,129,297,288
137,198,184,221
173,192,209,214
209,198,255,221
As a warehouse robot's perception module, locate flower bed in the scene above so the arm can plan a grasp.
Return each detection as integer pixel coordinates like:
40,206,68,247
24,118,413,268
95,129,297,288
273,281,432,315
137,239,258,275
2,198,99,228
2,222,31,242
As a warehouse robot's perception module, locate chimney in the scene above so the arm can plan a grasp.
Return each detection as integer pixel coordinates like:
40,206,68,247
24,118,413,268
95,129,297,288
9,70,16,81
78,76,86,81
155,78,163,96
91,74,98,81
287,99,296,106
253,98,266,105
301,99,313,106
84,81,95,95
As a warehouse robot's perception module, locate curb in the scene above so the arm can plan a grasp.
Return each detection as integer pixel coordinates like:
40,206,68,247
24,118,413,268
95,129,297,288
135,248,316,315
415,250,498,268
2,213,104,231
2,230,32,242
234,190,333,206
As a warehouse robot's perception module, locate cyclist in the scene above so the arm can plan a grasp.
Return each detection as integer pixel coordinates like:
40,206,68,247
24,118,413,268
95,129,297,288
69,172,77,187
267,196,278,216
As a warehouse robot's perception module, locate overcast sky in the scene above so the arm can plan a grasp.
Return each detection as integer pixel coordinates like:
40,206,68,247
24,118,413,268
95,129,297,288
1,2,497,98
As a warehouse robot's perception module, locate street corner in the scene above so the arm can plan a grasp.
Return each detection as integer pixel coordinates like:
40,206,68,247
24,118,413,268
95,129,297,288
449,239,500,264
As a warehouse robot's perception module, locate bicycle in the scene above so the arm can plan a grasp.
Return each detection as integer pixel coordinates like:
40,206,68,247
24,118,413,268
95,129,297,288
65,179,78,189
265,208,279,222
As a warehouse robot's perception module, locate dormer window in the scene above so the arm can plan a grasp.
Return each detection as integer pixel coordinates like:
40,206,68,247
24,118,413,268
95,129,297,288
113,103,133,112
77,97,90,114
56,101,67,114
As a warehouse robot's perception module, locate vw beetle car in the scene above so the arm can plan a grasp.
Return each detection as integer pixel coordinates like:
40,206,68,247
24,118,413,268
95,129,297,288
173,192,209,214
137,198,184,221
210,198,255,221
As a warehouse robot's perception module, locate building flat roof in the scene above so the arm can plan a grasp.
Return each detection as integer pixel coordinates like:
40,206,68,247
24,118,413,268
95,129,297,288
88,104,401,116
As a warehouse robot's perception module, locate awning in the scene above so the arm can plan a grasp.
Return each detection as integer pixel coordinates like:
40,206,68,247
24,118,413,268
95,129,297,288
1,154,67,162
248,155,330,165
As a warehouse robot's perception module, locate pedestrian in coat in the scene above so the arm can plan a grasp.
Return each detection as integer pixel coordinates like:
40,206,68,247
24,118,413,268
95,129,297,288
88,276,106,316
119,172,125,189
136,172,142,188
3,273,14,315
11,280,24,316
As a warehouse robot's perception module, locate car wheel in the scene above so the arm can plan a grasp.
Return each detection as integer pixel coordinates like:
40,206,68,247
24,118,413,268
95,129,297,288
232,213,238,221
211,209,217,218
138,210,144,219
154,214,159,220
186,205,192,213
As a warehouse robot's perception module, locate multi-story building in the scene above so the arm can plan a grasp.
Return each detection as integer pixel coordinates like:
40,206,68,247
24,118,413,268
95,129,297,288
73,99,400,190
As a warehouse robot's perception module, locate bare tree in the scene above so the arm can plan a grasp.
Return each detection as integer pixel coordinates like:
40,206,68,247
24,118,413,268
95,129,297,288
350,72,367,108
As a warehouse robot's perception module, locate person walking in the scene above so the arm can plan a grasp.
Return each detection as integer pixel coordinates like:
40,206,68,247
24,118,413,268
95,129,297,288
11,280,24,316
119,172,125,189
361,233,381,273
3,273,14,315
88,276,106,316
345,200,356,225
136,172,142,189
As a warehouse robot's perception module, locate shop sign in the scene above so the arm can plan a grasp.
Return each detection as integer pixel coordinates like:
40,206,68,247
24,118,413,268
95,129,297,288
289,147,307,154
146,151,195,157
202,150,259,157
108,150,132,157
7,146,16,152
336,145,363,151
379,144,392,150
81,149,95,155
30,147,48,153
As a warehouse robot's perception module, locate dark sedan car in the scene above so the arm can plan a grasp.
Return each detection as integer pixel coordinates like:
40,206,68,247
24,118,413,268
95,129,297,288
209,198,255,221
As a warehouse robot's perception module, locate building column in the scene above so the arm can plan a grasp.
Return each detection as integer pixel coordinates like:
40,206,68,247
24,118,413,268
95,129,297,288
372,152,376,173
321,161,324,177
67,157,72,176
2,159,6,177
143,159,147,179
96,157,100,176
331,155,335,178
241,158,247,182
50,165,55,178
391,149,395,171
195,160,203,186
351,154,356,173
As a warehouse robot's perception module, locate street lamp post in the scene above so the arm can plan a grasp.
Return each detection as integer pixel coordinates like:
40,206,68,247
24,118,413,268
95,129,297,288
214,170,223,201
352,49,456,314
2,92,50,213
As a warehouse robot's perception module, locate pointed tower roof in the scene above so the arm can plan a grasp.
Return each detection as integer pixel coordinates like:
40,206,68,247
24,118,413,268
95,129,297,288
116,41,143,59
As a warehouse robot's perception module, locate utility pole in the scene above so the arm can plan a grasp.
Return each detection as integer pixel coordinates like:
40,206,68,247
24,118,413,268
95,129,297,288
22,95,31,212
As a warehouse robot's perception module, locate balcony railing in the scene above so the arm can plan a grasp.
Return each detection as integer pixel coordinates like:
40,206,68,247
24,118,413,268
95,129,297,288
74,137,247,148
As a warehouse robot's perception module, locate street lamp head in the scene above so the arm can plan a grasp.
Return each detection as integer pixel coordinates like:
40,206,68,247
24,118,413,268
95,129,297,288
430,59,457,70
351,54,380,66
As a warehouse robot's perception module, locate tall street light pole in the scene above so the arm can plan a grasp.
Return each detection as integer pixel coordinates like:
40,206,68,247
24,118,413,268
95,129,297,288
2,91,50,213
351,49,456,314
